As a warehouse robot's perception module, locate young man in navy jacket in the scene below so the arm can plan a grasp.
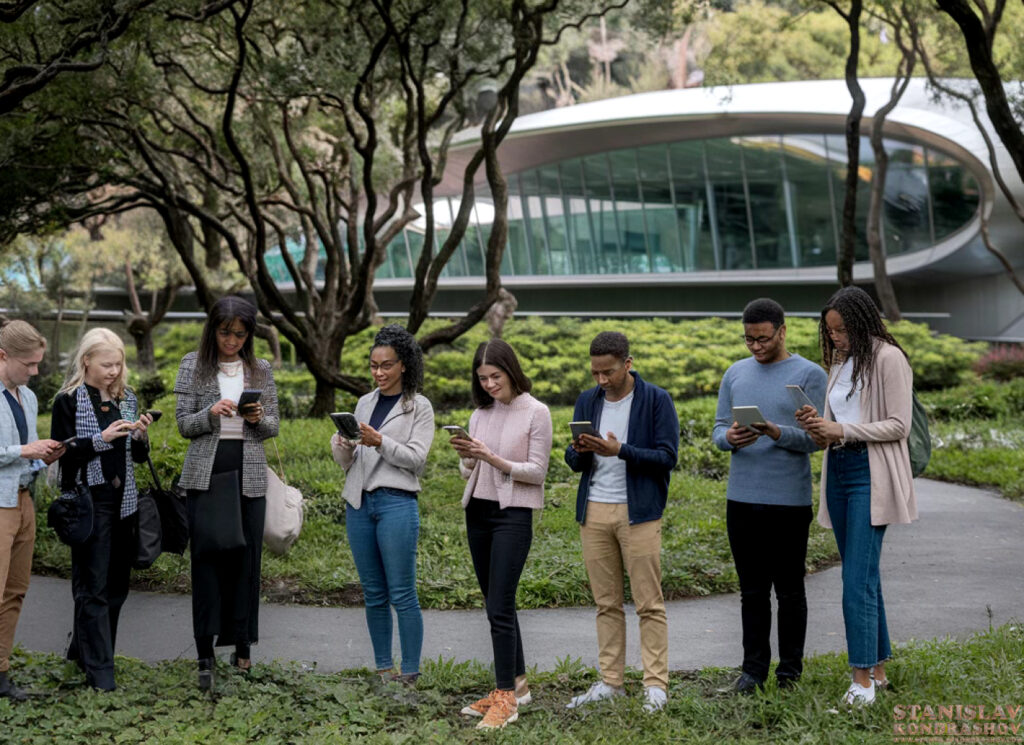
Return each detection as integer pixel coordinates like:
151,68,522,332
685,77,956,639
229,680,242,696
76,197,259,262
564,332,679,714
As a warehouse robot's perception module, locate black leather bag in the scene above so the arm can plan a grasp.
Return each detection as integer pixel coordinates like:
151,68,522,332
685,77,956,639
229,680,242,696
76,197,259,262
143,455,189,555
47,477,94,547
190,470,246,554
133,488,162,569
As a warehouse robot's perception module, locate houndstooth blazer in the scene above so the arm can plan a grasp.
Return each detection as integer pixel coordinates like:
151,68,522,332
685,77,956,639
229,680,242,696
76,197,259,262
174,351,279,498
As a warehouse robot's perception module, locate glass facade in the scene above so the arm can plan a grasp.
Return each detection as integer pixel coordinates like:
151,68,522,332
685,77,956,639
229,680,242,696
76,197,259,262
265,133,980,283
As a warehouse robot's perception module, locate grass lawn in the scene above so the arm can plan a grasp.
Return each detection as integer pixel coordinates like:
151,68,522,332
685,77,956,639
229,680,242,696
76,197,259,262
3,624,1023,743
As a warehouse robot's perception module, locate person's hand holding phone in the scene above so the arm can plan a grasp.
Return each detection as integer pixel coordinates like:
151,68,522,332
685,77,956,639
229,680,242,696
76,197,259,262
726,421,760,449
576,431,622,456
240,402,264,424
131,411,154,440
101,419,134,443
21,438,62,461
359,422,383,448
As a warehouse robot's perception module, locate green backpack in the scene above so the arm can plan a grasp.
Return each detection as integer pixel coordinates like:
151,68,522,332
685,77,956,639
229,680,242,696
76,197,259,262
908,391,931,478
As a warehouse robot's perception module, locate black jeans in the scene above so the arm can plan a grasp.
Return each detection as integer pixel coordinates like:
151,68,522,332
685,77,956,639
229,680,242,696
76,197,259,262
465,498,533,691
726,499,813,683
68,485,136,691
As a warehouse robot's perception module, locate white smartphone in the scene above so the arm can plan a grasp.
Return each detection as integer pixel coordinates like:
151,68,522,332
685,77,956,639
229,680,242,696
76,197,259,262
786,385,816,411
731,405,766,433
442,425,471,440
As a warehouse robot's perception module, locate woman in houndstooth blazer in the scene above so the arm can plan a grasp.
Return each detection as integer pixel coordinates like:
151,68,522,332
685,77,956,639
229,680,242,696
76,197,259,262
174,296,279,691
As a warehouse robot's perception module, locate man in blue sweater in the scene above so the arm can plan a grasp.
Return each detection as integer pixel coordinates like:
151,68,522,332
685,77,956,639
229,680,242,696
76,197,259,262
712,298,827,693
564,332,679,714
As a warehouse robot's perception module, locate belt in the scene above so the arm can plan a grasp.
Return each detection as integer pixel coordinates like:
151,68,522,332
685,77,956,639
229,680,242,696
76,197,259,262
829,441,867,452
17,486,31,497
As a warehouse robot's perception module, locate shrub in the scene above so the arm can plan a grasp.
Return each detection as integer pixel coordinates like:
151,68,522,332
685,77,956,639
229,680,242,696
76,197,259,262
974,343,1024,381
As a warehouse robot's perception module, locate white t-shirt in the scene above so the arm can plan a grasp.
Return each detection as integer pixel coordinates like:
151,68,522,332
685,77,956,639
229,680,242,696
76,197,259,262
587,391,633,504
829,357,862,425
217,361,245,440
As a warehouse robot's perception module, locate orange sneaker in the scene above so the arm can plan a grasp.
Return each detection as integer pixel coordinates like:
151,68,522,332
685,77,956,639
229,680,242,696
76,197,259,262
460,690,495,717
477,689,518,730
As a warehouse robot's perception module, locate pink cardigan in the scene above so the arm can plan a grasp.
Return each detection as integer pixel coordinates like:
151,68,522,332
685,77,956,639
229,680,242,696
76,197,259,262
818,340,918,528
458,393,552,510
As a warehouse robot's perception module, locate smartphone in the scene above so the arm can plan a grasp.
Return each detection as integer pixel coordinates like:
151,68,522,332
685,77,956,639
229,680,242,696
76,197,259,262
146,409,163,423
786,385,816,411
330,412,361,440
569,421,600,440
237,389,262,412
61,436,77,449
731,405,766,433
442,425,471,440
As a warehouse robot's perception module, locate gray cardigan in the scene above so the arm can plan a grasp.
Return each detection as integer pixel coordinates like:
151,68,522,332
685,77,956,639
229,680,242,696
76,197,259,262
331,390,435,509
0,385,38,507
174,352,279,498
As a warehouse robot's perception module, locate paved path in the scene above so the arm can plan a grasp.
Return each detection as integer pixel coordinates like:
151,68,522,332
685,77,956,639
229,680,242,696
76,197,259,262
14,480,1024,673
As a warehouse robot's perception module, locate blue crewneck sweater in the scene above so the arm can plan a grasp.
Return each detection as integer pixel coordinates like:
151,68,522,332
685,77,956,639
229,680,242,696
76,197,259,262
712,353,828,506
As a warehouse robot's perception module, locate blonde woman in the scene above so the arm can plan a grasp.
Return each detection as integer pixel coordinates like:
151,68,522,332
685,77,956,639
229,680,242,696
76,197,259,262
50,328,153,691
0,320,62,701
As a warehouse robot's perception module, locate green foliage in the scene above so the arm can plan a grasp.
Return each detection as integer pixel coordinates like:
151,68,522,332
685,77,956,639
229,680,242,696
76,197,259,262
4,625,1023,743
974,343,1024,381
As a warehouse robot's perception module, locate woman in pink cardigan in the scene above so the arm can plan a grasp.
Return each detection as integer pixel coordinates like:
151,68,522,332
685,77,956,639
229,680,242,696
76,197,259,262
798,286,916,707
450,339,552,731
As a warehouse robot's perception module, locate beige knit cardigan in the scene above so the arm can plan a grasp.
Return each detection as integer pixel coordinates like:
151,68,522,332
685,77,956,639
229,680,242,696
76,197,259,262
818,339,918,528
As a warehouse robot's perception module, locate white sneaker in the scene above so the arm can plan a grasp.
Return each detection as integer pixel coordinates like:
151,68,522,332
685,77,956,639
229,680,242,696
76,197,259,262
841,680,876,706
642,686,667,713
565,680,626,709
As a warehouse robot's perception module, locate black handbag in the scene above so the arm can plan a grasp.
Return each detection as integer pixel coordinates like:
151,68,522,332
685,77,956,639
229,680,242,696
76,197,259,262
144,455,189,555
133,488,162,569
190,470,246,554
47,475,94,547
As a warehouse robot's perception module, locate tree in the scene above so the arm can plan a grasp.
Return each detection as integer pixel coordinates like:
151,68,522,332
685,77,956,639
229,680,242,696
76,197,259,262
48,0,626,414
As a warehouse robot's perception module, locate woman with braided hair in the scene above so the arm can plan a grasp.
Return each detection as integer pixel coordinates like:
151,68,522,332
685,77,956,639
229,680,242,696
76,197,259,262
331,324,434,684
796,286,917,707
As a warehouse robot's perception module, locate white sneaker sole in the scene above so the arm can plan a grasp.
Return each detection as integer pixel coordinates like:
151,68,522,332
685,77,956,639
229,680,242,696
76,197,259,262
461,691,532,718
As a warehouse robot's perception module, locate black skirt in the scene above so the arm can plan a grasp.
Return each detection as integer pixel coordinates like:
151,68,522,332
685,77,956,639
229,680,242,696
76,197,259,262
187,440,266,645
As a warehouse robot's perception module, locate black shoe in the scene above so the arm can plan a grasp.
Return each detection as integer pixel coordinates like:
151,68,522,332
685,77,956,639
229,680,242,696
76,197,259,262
776,675,800,690
389,672,420,687
733,672,765,695
0,672,28,702
198,658,214,691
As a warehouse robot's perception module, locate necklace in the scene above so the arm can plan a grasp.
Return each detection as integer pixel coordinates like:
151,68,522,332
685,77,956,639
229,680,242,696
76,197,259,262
219,360,243,377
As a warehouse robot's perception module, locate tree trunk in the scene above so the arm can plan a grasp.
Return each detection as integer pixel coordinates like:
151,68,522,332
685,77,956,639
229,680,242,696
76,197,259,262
865,148,901,321
836,0,865,287
133,323,156,370
310,377,337,417
255,321,282,368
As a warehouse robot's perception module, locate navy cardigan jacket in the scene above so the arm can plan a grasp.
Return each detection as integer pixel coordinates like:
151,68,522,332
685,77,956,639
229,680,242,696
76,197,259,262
565,371,680,525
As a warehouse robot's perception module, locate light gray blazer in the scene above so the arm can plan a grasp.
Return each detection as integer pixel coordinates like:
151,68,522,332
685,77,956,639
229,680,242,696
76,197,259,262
174,352,279,498
331,390,435,509
0,385,38,507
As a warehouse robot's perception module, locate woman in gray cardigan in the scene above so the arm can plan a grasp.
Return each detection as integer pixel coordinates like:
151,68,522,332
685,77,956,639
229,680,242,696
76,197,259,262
175,296,279,690
798,286,916,707
331,325,434,684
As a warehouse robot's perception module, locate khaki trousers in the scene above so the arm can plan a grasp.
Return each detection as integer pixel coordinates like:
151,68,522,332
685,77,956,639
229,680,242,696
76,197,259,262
580,501,668,690
0,490,35,672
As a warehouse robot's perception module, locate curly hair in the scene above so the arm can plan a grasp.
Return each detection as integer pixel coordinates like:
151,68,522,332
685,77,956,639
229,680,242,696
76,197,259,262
371,324,424,401
819,286,906,398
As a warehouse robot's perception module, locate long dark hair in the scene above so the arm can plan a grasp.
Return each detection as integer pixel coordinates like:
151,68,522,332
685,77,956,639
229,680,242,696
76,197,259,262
371,324,424,403
820,286,906,397
470,339,531,409
196,296,260,384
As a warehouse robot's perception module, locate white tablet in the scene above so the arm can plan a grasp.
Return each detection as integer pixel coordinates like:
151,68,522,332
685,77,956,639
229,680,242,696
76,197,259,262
731,405,766,433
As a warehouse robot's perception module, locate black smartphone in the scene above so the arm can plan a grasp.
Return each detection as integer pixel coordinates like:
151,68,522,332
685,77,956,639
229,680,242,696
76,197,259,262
330,412,361,440
237,389,262,412
146,409,163,423
61,436,77,448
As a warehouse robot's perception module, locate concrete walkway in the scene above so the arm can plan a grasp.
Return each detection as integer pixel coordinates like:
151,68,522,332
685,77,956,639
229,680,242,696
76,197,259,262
14,479,1024,673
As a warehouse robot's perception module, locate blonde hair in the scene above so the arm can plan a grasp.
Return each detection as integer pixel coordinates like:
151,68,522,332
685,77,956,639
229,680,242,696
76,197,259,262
0,319,47,358
59,328,129,399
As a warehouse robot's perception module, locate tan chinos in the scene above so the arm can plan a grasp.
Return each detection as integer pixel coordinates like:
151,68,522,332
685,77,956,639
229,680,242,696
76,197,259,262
0,488,35,672
581,501,668,690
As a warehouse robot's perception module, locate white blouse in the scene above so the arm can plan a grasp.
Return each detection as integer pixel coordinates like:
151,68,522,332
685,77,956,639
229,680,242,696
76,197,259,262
829,357,862,425
217,360,245,440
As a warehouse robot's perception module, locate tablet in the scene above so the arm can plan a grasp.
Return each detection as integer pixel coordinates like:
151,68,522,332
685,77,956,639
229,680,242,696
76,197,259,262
569,421,600,440
330,412,361,440
731,405,766,433
786,384,816,411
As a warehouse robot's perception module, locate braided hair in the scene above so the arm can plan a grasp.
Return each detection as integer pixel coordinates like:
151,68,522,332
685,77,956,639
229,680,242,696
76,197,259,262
819,286,906,398
371,324,424,403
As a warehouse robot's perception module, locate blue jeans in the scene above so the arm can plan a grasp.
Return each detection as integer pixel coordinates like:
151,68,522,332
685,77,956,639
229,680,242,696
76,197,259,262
826,447,891,669
346,487,422,674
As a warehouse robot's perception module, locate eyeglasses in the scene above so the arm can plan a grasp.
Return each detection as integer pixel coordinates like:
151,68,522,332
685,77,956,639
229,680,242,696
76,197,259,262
743,326,782,346
217,328,248,340
7,357,39,371
369,360,400,372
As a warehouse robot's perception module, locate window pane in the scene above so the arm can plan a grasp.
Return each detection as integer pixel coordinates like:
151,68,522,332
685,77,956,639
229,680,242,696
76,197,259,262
928,148,980,240
559,160,598,274
882,140,931,255
705,139,752,270
637,145,683,272
581,154,620,273
740,136,793,269
783,134,837,267
668,141,715,271
608,149,647,272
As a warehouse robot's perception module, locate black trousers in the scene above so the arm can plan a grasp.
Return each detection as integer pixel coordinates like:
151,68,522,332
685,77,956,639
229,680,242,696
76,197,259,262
68,485,136,691
465,498,532,691
726,499,813,683
188,441,266,657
